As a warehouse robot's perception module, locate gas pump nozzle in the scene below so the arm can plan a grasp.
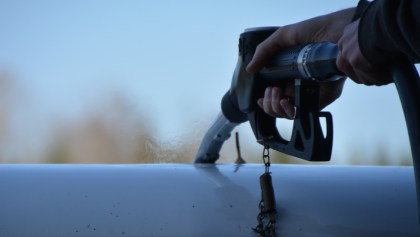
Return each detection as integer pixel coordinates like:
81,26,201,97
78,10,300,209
194,27,345,163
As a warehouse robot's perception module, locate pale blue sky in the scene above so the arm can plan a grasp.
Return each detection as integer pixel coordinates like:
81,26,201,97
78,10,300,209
0,0,414,164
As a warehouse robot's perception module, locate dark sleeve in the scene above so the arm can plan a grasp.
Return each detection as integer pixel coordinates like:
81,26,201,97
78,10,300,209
358,0,420,65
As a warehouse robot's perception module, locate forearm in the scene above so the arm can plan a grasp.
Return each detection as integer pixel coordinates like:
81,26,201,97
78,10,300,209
290,7,355,43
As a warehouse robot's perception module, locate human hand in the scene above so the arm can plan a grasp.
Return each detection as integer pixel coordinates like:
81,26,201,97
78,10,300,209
257,79,346,119
246,8,354,119
336,20,392,85
257,85,294,119
246,8,355,73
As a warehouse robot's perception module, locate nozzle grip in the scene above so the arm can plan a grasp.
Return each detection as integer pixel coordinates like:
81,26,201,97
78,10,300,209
260,44,307,82
248,80,333,161
260,42,345,83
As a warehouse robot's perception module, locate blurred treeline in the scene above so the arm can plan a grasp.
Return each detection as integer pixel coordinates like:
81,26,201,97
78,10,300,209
0,71,413,165
0,71,201,164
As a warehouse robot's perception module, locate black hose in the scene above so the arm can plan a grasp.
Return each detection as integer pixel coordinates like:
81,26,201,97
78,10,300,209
390,61,420,220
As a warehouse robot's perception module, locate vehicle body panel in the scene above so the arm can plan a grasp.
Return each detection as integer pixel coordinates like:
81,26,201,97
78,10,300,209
0,164,418,237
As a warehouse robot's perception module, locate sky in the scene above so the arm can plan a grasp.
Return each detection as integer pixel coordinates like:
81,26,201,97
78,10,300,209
0,0,415,164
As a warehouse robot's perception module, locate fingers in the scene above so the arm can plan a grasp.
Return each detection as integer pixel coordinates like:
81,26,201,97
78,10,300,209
336,41,381,86
246,34,282,73
336,20,393,86
337,48,391,85
246,27,296,73
259,80,346,119
246,8,356,74
257,86,295,119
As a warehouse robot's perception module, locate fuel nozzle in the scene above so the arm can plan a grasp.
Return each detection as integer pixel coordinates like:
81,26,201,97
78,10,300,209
222,27,343,161
196,27,344,163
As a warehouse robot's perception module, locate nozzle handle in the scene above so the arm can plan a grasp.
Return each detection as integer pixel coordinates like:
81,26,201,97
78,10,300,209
260,42,345,84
